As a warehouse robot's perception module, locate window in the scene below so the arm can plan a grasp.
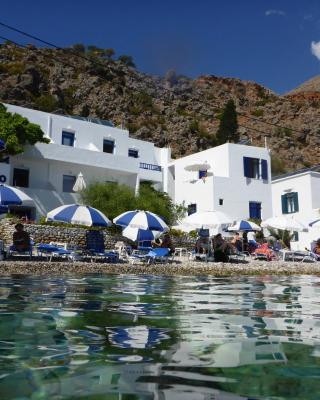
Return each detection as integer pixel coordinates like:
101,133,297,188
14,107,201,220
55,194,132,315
187,203,197,215
292,232,299,242
103,139,115,154
13,168,29,188
62,131,75,147
243,157,268,180
249,202,261,219
63,175,76,193
198,170,207,179
219,199,224,206
281,192,299,214
128,148,139,158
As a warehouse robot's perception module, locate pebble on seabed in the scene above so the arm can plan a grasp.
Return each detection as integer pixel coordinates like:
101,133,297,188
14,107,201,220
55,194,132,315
0,260,320,276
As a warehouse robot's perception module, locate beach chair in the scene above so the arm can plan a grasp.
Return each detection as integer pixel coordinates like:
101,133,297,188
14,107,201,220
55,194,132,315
85,230,119,263
128,248,171,265
8,240,34,259
37,243,73,261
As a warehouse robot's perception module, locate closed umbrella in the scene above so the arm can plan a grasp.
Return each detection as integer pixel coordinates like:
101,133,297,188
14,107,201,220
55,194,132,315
0,184,33,206
73,172,86,192
47,204,111,227
113,210,168,232
261,216,307,232
228,219,261,232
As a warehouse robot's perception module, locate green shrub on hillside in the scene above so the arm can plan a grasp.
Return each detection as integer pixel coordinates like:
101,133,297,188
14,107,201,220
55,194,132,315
34,94,60,112
251,109,264,117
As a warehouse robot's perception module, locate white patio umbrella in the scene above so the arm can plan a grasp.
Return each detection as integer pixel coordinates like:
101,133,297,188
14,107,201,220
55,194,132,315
181,211,233,230
261,215,307,232
184,162,211,172
73,172,86,192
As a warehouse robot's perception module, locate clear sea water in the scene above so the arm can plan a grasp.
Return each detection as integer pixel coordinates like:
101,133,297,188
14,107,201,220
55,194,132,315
0,274,320,400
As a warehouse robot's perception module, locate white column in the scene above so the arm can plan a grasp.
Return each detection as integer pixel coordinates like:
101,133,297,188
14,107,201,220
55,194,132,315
47,115,52,140
135,175,140,196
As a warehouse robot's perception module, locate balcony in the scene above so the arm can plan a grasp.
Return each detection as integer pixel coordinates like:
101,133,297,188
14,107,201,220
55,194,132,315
139,162,162,172
21,143,139,174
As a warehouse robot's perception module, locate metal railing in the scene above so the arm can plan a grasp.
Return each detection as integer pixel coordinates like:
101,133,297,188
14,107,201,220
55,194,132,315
139,162,162,172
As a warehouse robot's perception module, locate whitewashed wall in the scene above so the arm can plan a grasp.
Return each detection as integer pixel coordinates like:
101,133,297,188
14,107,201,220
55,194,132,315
271,172,320,250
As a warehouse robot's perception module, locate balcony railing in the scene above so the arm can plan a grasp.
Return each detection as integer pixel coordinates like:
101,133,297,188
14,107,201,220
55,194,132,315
139,162,162,172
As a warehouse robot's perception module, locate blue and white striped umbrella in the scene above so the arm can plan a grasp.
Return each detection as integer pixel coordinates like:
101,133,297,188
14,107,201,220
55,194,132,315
113,210,168,232
0,184,33,206
47,204,111,227
309,219,320,229
0,140,6,151
122,226,162,242
228,219,261,232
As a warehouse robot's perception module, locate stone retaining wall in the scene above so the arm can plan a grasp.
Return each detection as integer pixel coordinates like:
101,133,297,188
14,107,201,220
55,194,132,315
0,219,194,249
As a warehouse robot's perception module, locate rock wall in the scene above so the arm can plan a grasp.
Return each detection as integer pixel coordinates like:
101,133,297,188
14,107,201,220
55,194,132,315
0,219,194,250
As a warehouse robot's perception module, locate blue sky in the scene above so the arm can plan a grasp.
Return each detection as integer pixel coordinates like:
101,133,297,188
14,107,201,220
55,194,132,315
2,0,320,93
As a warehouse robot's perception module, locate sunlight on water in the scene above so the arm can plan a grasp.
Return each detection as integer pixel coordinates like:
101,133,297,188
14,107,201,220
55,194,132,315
1,274,320,399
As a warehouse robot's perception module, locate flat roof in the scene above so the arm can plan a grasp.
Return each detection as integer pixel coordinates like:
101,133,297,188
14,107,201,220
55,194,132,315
272,164,320,181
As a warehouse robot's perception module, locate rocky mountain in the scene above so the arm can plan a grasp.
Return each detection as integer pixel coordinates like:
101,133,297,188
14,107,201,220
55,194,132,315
0,42,319,174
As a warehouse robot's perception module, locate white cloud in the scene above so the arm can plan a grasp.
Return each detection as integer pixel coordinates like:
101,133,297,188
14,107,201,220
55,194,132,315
265,9,286,17
311,41,320,60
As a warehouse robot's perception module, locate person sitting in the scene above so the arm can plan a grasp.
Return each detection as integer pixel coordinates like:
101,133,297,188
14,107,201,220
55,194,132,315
231,232,243,252
195,237,209,254
313,239,320,256
212,233,230,262
160,233,175,255
12,223,31,252
247,231,258,250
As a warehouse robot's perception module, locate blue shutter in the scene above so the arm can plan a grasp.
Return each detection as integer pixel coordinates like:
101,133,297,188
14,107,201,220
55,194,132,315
281,194,288,214
293,192,299,212
199,170,207,179
261,159,268,180
243,157,251,178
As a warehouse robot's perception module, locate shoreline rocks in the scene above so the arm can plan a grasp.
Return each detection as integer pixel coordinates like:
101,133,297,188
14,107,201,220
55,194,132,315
0,260,320,276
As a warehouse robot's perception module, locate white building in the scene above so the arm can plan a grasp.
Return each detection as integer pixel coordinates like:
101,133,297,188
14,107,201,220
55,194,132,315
168,143,272,221
1,104,170,219
0,104,273,223
272,166,320,250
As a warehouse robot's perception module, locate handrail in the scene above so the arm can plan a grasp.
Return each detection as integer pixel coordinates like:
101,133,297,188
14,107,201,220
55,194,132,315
139,162,162,172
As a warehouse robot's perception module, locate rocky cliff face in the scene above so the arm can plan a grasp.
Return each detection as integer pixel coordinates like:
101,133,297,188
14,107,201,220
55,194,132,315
0,43,319,173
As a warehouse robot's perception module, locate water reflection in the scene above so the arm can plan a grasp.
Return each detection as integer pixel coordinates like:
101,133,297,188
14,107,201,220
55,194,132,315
0,274,320,399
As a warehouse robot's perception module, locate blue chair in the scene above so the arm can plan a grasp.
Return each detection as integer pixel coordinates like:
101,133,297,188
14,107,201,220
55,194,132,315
129,247,171,265
9,240,34,259
37,243,72,261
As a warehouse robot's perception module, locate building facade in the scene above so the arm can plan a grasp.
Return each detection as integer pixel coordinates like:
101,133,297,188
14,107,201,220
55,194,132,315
1,104,170,218
168,143,272,221
272,166,320,250
1,104,274,223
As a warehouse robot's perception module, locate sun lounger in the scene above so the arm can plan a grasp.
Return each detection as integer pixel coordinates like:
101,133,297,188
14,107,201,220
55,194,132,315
8,240,34,259
128,247,171,264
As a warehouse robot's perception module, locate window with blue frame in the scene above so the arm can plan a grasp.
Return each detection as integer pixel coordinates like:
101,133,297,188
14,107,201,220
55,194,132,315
187,203,197,215
63,175,76,193
243,157,268,180
62,131,75,147
103,139,115,154
281,192,299,214
198,170,207,179
249,202,261,219
128,148,139,158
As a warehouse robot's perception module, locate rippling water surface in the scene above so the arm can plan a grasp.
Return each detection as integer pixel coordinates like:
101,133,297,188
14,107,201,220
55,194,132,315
1,274,320,399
